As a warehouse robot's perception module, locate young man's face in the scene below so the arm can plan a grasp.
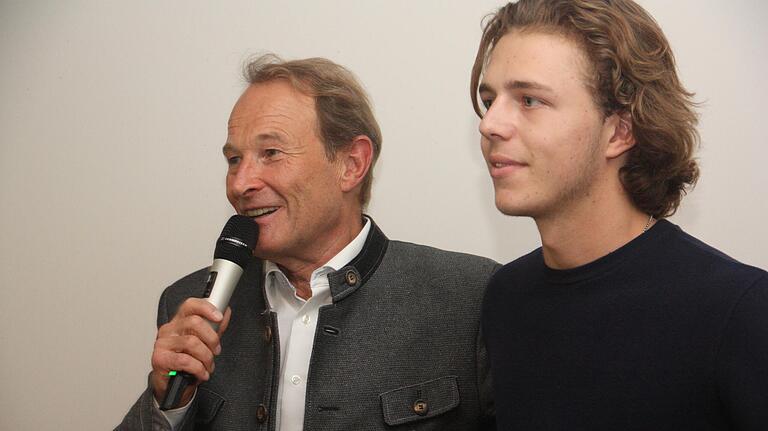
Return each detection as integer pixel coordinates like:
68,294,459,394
478,29,615,220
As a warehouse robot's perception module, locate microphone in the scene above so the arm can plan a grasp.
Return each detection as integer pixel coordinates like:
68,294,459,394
160,215,259,411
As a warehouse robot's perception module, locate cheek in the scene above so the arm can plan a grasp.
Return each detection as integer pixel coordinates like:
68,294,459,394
480,139,491,159
282,170,324,209
225,176,237,204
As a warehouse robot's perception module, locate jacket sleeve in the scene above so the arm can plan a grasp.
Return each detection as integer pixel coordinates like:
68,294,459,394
476,263,501,431
476,325,496,431
114,381,173,431
114,289,199,430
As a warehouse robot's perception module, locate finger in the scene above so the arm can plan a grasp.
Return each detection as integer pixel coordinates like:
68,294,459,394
175,313,222,352
159,301,223,354
152,352,211,386
157,313,220,354
154,334,216,374
217,307,232,337
175,298,224,323
162,351,211,382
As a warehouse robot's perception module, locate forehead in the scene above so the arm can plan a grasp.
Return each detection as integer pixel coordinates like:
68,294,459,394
228,80,317,135
483,29,593,93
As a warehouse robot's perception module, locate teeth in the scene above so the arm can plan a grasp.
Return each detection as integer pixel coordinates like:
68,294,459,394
245,207,278,217
493,163,507,168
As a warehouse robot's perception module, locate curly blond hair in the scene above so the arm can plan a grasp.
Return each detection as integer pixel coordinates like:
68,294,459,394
471,0,699,218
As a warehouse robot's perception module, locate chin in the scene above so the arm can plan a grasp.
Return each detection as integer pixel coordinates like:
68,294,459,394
497,206,532,217
253,242,279,261
495,196,529,217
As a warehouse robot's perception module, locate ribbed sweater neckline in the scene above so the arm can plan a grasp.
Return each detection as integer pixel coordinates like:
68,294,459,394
538,219,676,285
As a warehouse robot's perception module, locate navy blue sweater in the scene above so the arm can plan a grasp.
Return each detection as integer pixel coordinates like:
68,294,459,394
483,220,768,430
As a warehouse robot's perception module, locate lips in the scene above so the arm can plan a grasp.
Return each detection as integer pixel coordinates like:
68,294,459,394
487,154,527,178
243,207,279,218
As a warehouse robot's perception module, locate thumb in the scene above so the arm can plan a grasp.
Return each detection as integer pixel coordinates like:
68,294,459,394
217,307,233,336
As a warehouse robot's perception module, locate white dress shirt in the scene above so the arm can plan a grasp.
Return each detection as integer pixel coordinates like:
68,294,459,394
159,218,371,431
266,218,370,430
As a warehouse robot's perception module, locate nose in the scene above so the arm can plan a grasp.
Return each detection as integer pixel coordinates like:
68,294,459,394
227,156,267,198
478,100,516,142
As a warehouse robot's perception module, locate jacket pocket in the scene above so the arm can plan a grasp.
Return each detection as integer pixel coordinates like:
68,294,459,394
194,387,226,424
379,376,460,426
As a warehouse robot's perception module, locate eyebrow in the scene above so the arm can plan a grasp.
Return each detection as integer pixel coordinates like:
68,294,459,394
222,132,286,153
479,80,554,94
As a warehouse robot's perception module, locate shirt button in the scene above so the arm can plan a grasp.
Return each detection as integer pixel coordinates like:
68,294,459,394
291,375,302,385
301,315,311,325
264,326,272,343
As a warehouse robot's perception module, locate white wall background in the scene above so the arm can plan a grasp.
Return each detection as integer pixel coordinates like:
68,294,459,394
1,1,766,429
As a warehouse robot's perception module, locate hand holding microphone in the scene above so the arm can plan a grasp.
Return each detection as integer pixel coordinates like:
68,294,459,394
149,215,258,410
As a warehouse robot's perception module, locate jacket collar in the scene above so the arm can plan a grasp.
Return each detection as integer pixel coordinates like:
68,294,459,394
249,215,389,307
327,215,388,302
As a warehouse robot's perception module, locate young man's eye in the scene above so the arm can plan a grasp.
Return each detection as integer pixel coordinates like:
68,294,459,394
481,98,494,110
522,96,542,107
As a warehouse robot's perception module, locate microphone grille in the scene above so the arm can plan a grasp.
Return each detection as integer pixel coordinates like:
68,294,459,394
214,215,259,266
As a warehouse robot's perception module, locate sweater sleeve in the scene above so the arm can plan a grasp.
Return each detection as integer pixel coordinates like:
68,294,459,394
715,273,768,430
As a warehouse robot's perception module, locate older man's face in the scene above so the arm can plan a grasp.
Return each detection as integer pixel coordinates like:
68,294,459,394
224,80,347,264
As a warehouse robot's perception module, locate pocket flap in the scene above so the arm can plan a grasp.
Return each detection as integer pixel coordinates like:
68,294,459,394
195,386,226,424
379,376,460,426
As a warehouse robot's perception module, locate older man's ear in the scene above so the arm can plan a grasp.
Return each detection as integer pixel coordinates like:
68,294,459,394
338,135,373,194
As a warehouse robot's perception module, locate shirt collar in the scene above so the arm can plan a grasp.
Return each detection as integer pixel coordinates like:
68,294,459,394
264,217,372,284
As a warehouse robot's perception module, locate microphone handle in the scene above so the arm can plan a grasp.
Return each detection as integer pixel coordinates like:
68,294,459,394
159,259,244,410
160,371,194,410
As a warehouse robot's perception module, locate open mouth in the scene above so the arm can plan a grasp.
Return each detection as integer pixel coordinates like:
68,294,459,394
244,207,279,219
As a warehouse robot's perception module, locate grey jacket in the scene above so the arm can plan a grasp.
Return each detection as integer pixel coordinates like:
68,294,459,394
117,220,498,430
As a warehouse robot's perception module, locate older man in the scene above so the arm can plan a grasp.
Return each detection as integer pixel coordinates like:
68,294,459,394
117,55,497,430
472,1,768,429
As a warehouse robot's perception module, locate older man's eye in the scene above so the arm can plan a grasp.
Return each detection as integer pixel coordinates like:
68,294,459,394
264,148,282,159
226,156,241,166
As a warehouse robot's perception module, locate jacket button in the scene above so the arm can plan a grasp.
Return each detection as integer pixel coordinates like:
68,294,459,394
413,399,428,416
264,326,272,343
256,404,268,423
345,270,358,285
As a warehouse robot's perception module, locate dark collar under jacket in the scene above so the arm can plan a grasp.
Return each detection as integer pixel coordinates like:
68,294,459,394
328,216,389,302
250,215,390,308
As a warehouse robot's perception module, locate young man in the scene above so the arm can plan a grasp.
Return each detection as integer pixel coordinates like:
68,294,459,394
471,1,768,429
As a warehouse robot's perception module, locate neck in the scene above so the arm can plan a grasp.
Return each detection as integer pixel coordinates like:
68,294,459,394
276,212,364,299
535,179,652,270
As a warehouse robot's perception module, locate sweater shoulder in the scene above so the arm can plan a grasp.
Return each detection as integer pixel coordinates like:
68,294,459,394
664,225,766,284
490,248,543,283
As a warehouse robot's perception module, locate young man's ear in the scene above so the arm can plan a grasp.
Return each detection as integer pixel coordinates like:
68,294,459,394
338,135,373,193
605,111,636,159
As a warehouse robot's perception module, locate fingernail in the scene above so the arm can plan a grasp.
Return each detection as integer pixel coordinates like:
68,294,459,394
212,310,223,321
215,344,222,355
